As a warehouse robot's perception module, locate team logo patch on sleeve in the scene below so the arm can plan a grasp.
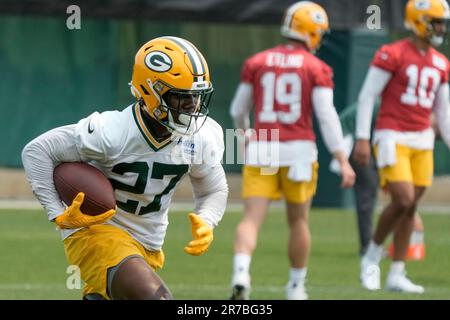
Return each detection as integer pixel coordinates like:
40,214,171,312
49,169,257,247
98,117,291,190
380,52,389,61
145,51,172,72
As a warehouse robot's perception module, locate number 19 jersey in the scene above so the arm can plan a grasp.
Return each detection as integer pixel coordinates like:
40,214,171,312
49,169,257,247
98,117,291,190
241,44,334,142
373,38,449,132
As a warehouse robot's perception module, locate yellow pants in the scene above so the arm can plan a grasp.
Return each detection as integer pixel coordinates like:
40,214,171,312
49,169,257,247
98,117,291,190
374,144,433,188
242,163,319,204
64,224,164,299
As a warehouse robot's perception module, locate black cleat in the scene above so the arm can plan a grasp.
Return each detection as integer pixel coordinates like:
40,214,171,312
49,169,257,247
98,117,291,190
230,284,249,300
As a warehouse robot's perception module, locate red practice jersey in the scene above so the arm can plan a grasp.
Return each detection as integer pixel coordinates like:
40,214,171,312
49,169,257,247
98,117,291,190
241,44,333,142
373,38,450,132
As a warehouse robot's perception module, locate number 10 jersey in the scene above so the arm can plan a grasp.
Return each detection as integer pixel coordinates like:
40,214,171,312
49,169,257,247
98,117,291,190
372,38,449,132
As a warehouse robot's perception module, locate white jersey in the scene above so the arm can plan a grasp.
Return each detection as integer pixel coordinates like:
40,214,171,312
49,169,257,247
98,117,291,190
22,104,228,251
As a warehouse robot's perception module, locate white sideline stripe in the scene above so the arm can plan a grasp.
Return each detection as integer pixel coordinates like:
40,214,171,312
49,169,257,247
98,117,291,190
0,199,42,209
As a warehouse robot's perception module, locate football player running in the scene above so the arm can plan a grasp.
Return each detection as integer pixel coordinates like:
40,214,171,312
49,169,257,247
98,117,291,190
354,0,450,293
22,36,228,300
229,1,355,300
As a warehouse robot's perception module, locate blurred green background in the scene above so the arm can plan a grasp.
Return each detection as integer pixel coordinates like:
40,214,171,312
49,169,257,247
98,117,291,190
1,5,450,207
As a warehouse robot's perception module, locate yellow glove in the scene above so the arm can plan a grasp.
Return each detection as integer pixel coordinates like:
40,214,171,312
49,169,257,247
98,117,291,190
55,192,116,229
184,213,213,256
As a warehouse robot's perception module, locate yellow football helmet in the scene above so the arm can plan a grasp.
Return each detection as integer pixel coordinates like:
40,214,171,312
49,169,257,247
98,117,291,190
280,1,329,51
405,0,450,46
130,36,213,135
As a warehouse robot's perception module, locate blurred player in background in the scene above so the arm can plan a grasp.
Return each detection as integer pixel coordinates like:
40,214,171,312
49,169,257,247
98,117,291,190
336,102,426,258
22,36,228,300
354,0,450,293
229,1,355,300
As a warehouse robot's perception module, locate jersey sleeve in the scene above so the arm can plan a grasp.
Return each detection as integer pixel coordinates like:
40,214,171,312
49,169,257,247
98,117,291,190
371,44,398,73
240,56,258,84
312,61,334,88
21,125,83,220
189,118,228,228
443,57,450,83
190,118,225,178
229,83,253,130
74,111,125,162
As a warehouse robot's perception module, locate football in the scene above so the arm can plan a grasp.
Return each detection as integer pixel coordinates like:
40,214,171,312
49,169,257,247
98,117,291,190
53,162,116,216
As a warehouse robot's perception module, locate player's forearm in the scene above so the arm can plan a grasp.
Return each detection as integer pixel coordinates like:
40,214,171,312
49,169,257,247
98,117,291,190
21,125,82,220
356,66,391,139
333,150,348,166
312,87,345,154
190,165,229,228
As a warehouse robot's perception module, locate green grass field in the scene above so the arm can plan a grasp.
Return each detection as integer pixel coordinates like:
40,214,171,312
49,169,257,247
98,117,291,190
0,207,449,300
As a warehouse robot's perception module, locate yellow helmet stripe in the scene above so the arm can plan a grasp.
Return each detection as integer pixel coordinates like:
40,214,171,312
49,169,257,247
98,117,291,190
162,36,206,78
439,0,450,17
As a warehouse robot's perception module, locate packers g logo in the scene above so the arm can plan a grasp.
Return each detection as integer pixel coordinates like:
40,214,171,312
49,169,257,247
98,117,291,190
145,51,172,72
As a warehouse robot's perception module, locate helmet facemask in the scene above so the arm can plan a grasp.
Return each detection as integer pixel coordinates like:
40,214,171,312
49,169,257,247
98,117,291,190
427,17,449,46
154,86,213,136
